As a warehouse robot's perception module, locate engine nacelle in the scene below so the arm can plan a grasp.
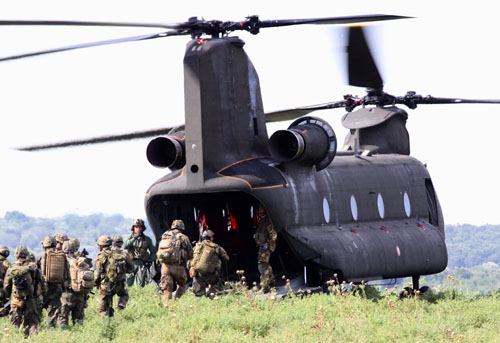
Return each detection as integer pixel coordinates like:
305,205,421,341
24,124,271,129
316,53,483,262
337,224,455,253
146,134,186,170
269,116,337,171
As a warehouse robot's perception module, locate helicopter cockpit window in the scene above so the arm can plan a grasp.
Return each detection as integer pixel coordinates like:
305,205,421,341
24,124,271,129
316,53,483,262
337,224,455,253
377,193,385,219
323,197,330,224
403,192,411,217
350,195,358,221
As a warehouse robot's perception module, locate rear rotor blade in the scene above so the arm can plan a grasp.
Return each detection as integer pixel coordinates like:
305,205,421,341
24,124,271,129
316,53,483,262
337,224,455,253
0,30,183,62
0,19,187,30
348,26,383,90
258,14,411,28
14,127,175,151
265,100,346,122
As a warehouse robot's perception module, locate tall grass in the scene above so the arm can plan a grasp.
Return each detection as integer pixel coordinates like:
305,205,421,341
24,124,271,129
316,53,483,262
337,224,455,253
1,281,500,342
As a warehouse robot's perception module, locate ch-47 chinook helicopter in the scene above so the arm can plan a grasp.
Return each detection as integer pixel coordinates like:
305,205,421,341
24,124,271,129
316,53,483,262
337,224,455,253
5,14,500,292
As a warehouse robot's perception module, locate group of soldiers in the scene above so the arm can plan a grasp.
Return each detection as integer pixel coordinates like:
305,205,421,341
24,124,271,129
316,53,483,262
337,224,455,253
0,206,278,337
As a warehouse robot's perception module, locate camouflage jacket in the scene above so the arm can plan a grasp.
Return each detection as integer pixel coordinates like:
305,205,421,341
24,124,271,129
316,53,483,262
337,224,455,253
0,256,10,287
123,233,157,262
254,216,278,252
23,260,47,297
189,240,229,270
111,246,135,274
4,261,34,299
94,247,111,287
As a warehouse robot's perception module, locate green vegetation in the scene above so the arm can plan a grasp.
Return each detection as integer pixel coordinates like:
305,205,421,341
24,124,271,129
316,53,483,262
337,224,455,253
2,284,500,342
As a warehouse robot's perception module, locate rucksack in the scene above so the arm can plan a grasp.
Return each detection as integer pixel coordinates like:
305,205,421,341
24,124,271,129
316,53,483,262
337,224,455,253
45,250,67,284
192,241,219,274
69,257,94,293
10,265,33,298
106,251,127,283
158,231,182,264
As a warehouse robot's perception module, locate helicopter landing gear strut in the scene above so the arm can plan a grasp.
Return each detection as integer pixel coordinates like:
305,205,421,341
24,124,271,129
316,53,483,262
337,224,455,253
400,275,431,298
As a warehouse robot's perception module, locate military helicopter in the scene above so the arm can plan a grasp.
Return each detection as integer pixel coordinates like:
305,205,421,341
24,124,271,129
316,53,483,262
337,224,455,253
4,14,500,292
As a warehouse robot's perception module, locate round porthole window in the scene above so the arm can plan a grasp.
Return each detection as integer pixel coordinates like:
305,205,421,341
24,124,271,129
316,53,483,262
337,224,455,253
350,195,358,221
323,198,330,223
403,192,411,217
377,193,385,219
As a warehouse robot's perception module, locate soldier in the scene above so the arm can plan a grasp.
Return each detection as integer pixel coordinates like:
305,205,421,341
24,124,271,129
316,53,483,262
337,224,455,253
60,240,94,326
110,235,134,311
25,252,46,323
254,206,277,292
123,219,157,287
0,245,11,317
94,235,130,317
72,238,93,268
157,219,193,307
189,230,229,298
3,246,39,337
36,235,71,328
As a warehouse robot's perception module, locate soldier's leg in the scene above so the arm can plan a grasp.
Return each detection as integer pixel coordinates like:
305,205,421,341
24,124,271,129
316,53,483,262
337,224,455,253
135,261,145,287
258,250,275,289
22,298,39,337
45,286,62,327
192,273,206,297
116,283,129,310
173,265,188,299
71,294,85,325
97,287,113,317
9,298,24,328
59,291,72,327
160,264,174,307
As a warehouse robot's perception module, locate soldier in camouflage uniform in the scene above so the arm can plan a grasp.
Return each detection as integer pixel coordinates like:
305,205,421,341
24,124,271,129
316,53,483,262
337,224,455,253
59,240,90,326
55,233,69,251
4,246,39,337
158,219,193,307
111,235,134,311
189,230,229,297
123,219,157,287
72,238,93,268
36,235,71,327
94,235,132,317
0,245,11,317
25,252,46,323
254,206,277,291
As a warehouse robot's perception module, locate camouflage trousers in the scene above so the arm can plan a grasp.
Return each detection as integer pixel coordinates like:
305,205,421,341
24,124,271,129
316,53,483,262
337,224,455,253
192,271,221,297
126,259,150,287
160,263,187,306
10,296,39,338
43,284,62,328
59,291,86,326
258,249,275,289
97,282,128,317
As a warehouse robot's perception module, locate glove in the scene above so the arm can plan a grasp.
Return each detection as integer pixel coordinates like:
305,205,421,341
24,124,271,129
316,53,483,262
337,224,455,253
189,268,195,278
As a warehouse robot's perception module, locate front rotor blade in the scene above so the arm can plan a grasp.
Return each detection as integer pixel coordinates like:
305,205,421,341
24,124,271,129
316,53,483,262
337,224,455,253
259,14,411,28
15,127,175,151
265,101,345,122
415,96,500,105
0,30,183,62
348,26,383,90
0,19,187,30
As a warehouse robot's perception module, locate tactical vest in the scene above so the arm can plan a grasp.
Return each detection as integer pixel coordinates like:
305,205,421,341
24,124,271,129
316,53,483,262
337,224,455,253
255,220,269,245
131,236,150,261
9,264,33,299
192,241,219,275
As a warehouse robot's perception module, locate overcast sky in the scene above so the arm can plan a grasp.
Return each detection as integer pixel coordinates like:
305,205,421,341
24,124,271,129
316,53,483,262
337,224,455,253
0,1,499,225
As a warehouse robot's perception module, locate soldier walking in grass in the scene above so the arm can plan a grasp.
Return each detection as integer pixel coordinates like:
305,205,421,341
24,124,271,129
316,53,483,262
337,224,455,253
189,230,229,298
254,206,277,292
111,235,134,311
123,219,157,287
25,252,46,323
59,240,94,326
36,235,71,328
3,246,39,337
94,235,131,317
157,219,193,307
0,245,11,317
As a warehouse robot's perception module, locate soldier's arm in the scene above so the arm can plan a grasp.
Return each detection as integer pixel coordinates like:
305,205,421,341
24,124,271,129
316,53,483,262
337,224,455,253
3,271,12,298
94,256,104,286
267,222,278,252
185,237,194,261
218,246,230,263
147,236,157,261
122,236,135,250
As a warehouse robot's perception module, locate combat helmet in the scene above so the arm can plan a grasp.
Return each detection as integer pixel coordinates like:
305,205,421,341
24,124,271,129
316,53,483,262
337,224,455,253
171,219,185,231
42,235,57,249
55,233,69,243
112,234,123,247
26,252,35,263
62,240,76,253
202,230,215,239
70,238,80,251
130,218,146,231
14,245,29,258
0,245,9,258
96,235,112,247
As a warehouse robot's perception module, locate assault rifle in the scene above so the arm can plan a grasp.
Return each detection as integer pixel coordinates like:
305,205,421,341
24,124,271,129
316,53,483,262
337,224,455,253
0,300,11,317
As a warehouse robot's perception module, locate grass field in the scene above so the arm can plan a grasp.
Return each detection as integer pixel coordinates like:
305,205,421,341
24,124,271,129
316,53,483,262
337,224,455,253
1,281,500,342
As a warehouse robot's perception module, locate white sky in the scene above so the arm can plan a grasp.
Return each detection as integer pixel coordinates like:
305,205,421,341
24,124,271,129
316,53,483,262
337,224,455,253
0,1,499,225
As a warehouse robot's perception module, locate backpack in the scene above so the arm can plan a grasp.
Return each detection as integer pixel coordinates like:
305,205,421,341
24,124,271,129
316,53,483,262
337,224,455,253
158,231,182,264
69,257,94,293
192,241,219,274
45,250,67,284
10,265,33,298
106,251,127,283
